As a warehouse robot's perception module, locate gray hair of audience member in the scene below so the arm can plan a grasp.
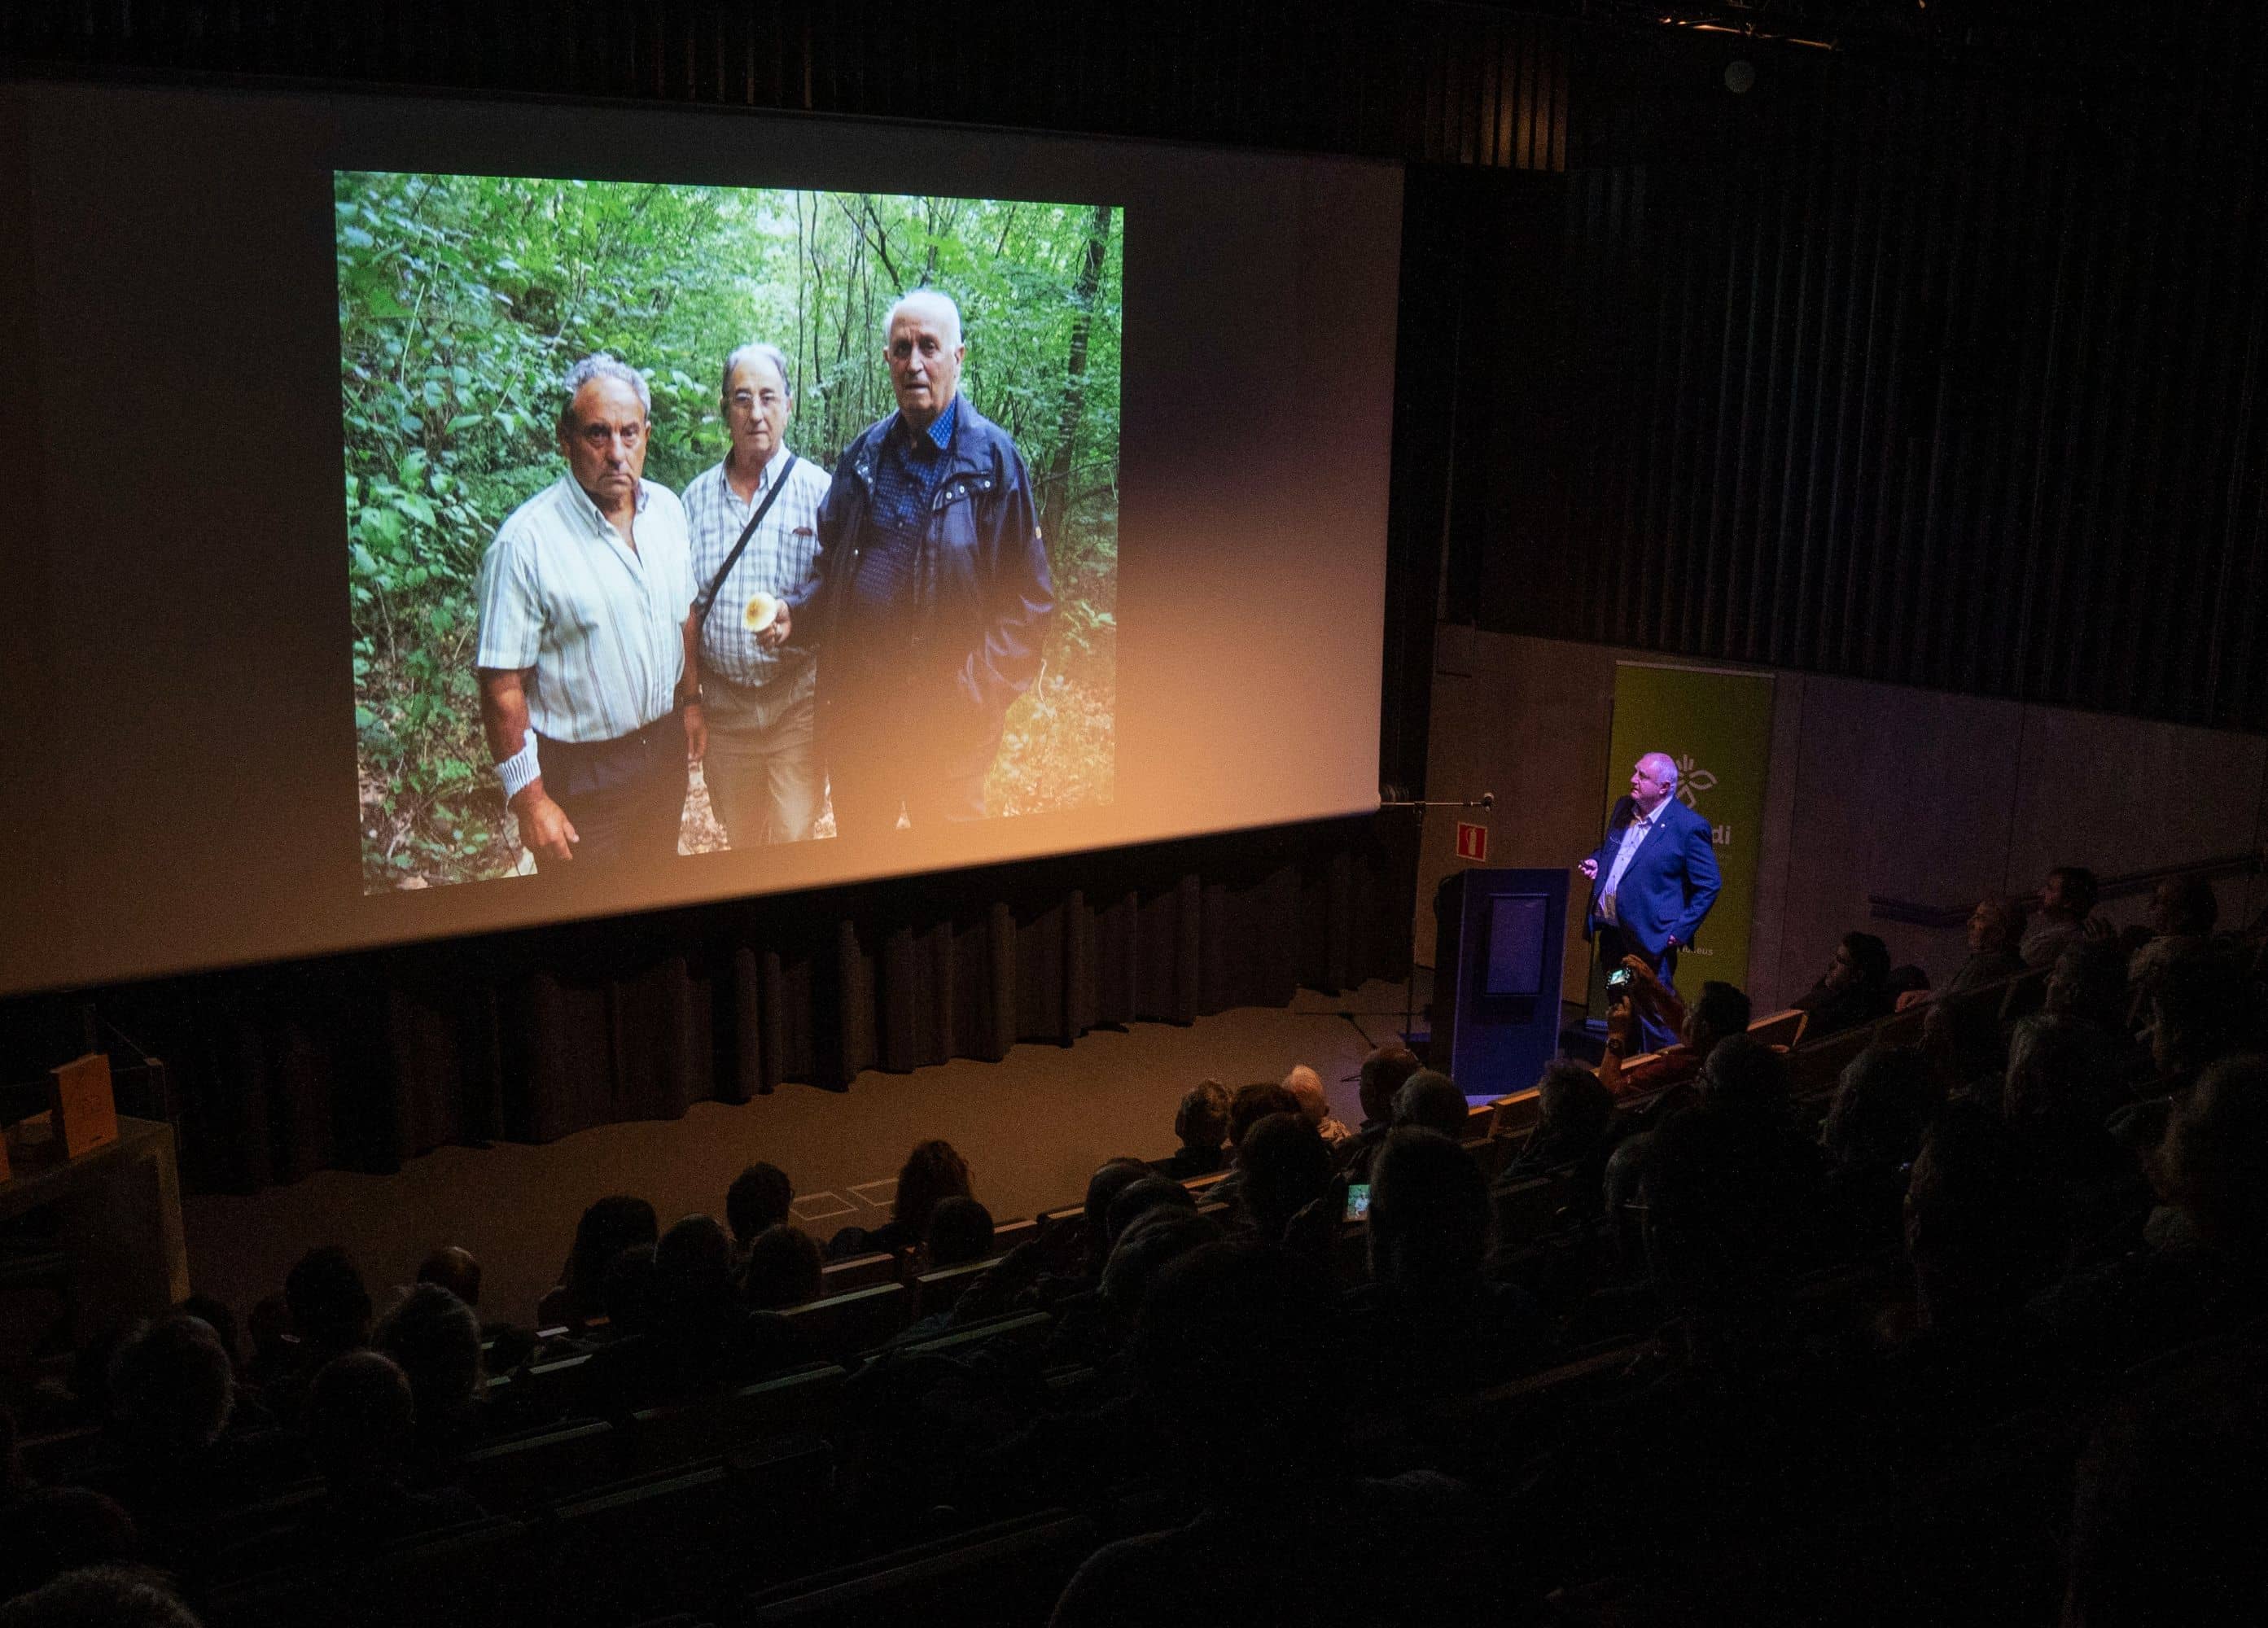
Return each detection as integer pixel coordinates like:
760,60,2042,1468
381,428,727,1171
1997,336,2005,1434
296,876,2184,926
305,1350,415,1485
415,1246,481,1310
1393,1068,1469,1137
1368,1127,1492,1286
883,287,962,348
1821,1045,1941,1173
1101,1206,1220,1322
1696,1034,1794,1122
719,341,792,400
1083,1158,1154,1267
558,352,650,429
2147,1053,2268,1253
925,1195,996,1268
108,1315,234,1452
1237,1112,1335,1242
1281,1065,1330,1124
0,1565,203,1628
1106,1175,1199,1249
740,1223,823,1311
1173,1080,1232,1151
372,1283,484,1418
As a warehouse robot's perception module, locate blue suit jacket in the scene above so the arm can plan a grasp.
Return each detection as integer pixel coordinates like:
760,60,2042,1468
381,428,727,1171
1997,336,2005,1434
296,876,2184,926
1583,794,1722,960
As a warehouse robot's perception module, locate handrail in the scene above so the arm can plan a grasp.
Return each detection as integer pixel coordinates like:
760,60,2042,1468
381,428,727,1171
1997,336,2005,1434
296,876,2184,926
1869,848,2265,930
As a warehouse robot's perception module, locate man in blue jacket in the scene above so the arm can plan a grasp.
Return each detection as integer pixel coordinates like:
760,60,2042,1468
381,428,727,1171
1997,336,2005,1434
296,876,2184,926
812,290,1055,836
1579,752,1723,1051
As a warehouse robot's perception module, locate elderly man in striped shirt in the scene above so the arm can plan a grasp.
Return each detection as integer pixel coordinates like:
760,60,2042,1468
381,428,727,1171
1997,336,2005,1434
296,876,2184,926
681,343,832,846
474,355,703,872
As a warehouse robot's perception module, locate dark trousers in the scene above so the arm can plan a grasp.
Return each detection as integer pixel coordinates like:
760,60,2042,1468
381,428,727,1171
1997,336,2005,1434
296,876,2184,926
825,681,996,839
1598,924,1682,1053
535,711,688,872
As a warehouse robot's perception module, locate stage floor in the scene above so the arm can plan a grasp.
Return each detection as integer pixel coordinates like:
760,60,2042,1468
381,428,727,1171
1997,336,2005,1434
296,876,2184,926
182,976,1423,1333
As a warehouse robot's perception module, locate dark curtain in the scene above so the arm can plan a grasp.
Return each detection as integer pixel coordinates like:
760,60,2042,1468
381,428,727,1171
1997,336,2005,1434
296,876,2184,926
2,815,1403,1193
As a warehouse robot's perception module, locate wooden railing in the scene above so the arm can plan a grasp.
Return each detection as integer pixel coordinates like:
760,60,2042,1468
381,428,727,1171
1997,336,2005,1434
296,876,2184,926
1869,848,2264,930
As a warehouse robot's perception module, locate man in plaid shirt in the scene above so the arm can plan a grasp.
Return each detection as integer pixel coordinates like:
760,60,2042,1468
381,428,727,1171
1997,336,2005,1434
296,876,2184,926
681,344,832,845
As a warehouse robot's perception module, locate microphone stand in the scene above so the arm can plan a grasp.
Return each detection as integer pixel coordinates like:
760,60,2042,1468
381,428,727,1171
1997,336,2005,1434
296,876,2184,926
1376,787,1495,1054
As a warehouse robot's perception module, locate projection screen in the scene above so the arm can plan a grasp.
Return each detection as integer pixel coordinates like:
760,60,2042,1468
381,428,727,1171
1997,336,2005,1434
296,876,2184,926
0,81,1401,997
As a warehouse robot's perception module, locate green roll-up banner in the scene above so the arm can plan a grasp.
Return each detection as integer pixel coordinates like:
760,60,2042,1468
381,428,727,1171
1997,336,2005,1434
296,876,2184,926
1601,661,1775,997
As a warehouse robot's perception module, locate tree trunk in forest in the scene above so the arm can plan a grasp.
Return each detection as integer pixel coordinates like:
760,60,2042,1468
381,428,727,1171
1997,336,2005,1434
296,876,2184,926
1040,203,1114,538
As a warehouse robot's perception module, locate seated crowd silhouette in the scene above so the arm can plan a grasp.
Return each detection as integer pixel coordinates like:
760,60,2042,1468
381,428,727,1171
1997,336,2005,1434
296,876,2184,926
3,863,2266,1625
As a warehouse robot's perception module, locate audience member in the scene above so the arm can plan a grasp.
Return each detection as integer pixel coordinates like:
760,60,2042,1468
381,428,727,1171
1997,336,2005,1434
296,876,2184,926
1393,1068,1469,1139
1159,1079,1230,1179
599,1244,659,1339
1819,1045,1942,1258
739,1223,824,1311
1282,1064,1355,1149
544,1195,659,1332
923,1196,996,1270
830,1140,973,1258
2126,873,2219,993
0,1566,202,1628
263,1245,372,1426
81,1316,261,1568
1097,1208,1220,1329
0,1488,139,1604
1902,1103,2057,1337
2021,864,2099,968
725,1162,795,1250
1102,1176,1198,1253
1233,1113,1336,1247
300,1351,483,1557
1793,931,1895,1039
2146,945,2253,1083
370,1283,484,1468
1497,1059,1616,1183
2063,1335,2268,1627
1359,1127,1546,1394
1335,1043,1423,1175
1226,1081,1299,1154
1901,895,2027,1011
1051,1242,1486,1627
414,1246,480,1311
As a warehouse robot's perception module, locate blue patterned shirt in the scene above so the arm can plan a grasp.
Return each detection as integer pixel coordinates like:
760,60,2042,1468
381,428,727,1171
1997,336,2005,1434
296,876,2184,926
852,400,959,628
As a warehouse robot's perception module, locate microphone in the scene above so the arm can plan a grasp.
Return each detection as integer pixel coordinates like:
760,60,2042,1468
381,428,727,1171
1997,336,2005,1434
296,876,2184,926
1480,792,1495,810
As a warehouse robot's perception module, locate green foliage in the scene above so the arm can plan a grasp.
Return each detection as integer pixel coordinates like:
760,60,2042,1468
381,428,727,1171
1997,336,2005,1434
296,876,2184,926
341,173,1121,888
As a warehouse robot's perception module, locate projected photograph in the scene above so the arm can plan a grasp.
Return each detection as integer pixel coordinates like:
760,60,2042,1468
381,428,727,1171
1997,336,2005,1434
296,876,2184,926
339,172,1120,891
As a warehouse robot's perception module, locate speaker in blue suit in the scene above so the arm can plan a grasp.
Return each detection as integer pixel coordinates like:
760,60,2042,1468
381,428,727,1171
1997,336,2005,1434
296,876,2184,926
1579,752,1722,1052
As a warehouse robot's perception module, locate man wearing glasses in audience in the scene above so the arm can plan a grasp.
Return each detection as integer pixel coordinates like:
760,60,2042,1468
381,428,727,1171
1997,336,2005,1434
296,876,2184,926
812,289,1055,836
474,354,702,872
681,343,832,846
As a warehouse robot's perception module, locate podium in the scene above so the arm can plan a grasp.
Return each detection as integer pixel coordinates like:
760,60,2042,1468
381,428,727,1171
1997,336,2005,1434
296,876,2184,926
1430,868,1570,1099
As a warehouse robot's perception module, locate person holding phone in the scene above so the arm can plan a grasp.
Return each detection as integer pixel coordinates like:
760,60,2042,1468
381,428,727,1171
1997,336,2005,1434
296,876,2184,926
1579,751,1721,1051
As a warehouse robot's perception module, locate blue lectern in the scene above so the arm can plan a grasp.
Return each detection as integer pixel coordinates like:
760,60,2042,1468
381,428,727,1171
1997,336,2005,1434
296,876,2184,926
1430,867,1570,1101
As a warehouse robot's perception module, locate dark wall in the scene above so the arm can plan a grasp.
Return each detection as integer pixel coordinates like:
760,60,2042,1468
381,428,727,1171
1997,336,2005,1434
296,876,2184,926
1456,21,2268,733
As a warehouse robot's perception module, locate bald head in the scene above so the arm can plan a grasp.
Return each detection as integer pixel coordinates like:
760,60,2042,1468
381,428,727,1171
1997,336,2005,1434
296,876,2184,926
1630,753,1679,814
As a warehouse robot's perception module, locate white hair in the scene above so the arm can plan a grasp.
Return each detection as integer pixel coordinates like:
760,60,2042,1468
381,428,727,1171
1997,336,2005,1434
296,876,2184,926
720,342,792,400
883,289,962,348
1641,751,1680,789
558,353,650,427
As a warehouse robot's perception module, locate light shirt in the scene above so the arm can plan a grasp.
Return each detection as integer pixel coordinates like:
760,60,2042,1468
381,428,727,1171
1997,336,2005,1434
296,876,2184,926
475,475,694,744
1600,794,1671,926
683,445,829,688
